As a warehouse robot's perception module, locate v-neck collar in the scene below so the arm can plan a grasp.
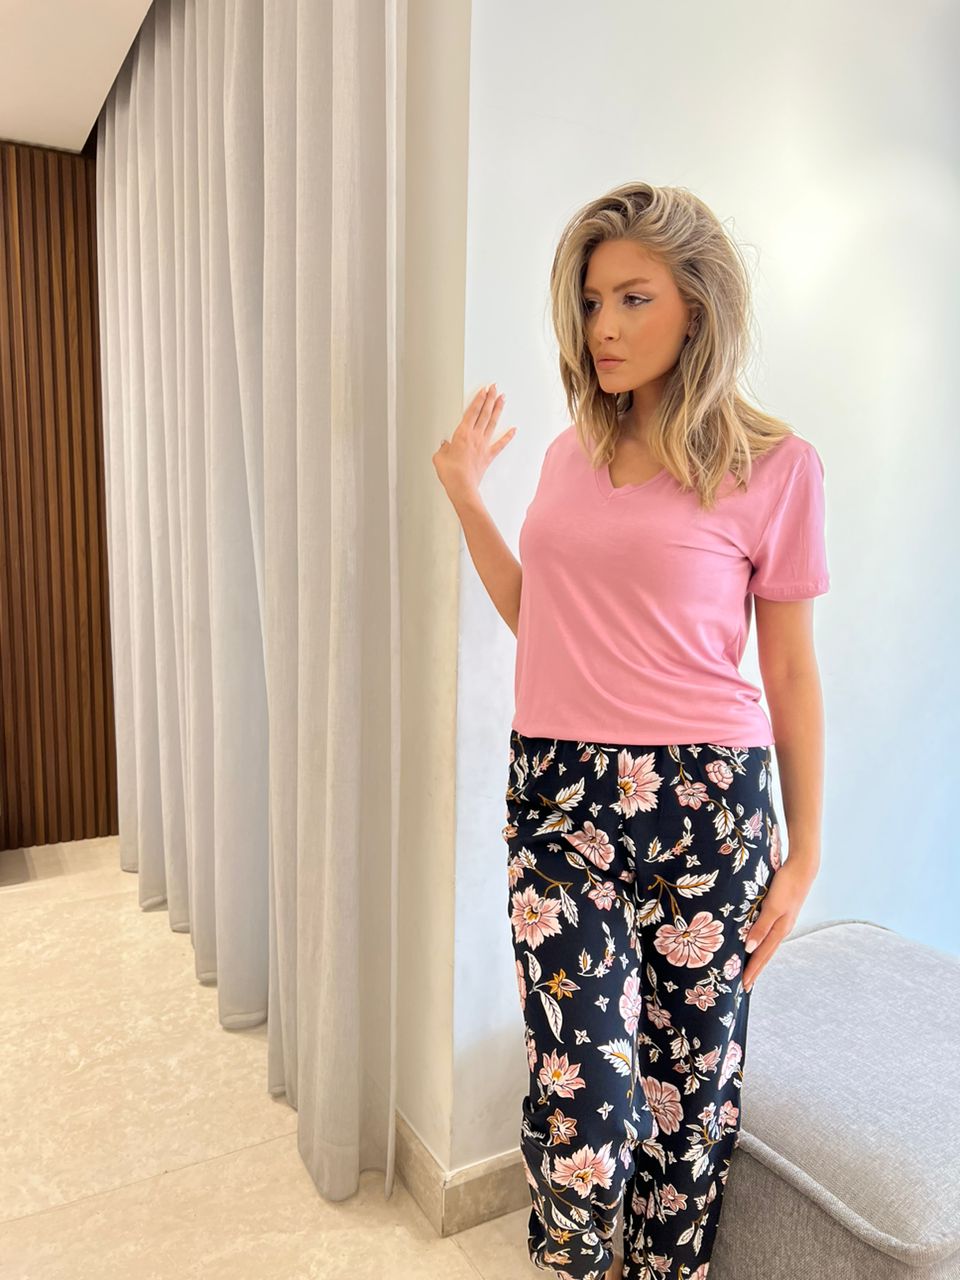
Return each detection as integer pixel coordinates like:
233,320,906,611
595,459,669,499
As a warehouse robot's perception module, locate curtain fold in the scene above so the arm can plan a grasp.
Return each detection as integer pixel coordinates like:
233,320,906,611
95,0,404,1200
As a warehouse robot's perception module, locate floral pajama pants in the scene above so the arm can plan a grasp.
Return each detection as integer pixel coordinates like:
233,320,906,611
502,729,782,1280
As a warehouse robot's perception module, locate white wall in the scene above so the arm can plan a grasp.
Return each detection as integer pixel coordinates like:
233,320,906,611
450,0,959,1172
398,0,472,1177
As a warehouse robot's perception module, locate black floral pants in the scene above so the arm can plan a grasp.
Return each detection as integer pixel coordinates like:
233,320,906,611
502,729,782,1280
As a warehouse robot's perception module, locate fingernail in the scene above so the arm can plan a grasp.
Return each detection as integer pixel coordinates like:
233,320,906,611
745,939,757,952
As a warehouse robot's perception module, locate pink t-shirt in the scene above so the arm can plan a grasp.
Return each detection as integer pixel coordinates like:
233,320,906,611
512,425,830,747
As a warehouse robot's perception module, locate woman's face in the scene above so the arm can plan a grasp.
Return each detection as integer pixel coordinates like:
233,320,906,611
582,238,694,397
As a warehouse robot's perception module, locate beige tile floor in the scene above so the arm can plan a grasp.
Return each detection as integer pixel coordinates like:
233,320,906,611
0,836,544,1279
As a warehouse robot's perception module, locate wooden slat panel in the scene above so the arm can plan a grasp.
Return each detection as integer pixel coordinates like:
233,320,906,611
85,155,118,836
0,138,117,851
1,144,44,849
78,154,112,838
0,150,32,846
30,146,65,842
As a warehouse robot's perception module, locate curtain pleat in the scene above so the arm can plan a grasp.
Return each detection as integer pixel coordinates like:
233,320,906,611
95,0,403,1200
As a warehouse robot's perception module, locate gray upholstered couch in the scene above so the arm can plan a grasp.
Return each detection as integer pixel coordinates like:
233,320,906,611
709,918,960,1280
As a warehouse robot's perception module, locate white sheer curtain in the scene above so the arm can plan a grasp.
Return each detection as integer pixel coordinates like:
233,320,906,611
95,0,404,1201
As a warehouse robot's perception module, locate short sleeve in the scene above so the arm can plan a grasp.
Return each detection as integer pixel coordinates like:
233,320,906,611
747,443,830,600
532,430,565,491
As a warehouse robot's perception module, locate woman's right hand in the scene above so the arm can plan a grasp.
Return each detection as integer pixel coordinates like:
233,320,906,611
431,383,516,503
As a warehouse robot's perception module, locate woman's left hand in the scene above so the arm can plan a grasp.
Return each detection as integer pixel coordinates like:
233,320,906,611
742,858,818,992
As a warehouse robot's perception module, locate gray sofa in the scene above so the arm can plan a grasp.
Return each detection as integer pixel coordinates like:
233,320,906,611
709,918,960,1280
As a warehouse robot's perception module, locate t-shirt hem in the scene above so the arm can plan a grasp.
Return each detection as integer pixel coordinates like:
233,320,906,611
750,576,831,600
510,719,774,749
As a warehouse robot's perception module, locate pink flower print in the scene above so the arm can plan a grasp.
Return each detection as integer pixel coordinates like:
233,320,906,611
743,808,763,840
566,821,616,870
723,953,742,979
507,854,524,887
588,879,618,910
645,997,673,1030
640,1075,684,1135
538,1048,586,1099
654,911,725,967
658,1182,689,1214
676,778,710,808
628,1184,648,1216
720,1038,743,1087
515,959,527,1008
686,983,717,1010
511,885,563,950
551,1141,616,1198
616,750,663,815
547,1109,579,1145
770,821,782,871
619,970,643,1035
718,1099,739,1130
697,1046,721,1072
705,759,734,789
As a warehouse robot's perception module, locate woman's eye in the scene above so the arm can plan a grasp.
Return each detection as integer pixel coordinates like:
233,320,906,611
583,295,649,314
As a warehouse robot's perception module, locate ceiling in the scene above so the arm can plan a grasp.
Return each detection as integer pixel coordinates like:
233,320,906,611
0,0,154,155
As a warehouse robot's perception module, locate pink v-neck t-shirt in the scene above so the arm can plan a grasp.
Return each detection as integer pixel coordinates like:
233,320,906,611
511,425,830,747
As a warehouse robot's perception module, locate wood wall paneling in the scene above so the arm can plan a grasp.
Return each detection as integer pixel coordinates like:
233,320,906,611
0,138,117,851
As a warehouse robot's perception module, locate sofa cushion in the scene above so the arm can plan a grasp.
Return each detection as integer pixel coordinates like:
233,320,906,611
734,918,960,1266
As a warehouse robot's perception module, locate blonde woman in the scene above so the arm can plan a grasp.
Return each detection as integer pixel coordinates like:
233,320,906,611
433,182,829,1280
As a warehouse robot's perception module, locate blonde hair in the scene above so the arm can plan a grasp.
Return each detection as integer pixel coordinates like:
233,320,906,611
549,181,794,510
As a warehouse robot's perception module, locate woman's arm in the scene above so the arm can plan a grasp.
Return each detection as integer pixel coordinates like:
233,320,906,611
741,597,825,991
433,384,522,635
450,489,523,637
763,666,825,876
755,596,825,876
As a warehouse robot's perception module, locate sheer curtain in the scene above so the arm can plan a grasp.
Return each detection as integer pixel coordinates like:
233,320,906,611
95,0,405,1200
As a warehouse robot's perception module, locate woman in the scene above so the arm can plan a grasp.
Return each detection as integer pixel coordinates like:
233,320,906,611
432,181,829,1280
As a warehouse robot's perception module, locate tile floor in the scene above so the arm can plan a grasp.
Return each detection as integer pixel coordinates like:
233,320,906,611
0,836,544,1279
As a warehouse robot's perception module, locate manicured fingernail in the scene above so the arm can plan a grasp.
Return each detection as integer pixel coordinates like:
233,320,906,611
745,939,757,952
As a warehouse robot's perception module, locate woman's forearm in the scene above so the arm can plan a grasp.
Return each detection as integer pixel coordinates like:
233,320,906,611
450,489,523,636
764,669,825,877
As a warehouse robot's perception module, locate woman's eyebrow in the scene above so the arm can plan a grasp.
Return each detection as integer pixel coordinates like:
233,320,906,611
582,276,652,295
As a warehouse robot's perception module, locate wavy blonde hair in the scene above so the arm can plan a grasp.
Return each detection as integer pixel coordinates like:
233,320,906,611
550,181,794,510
